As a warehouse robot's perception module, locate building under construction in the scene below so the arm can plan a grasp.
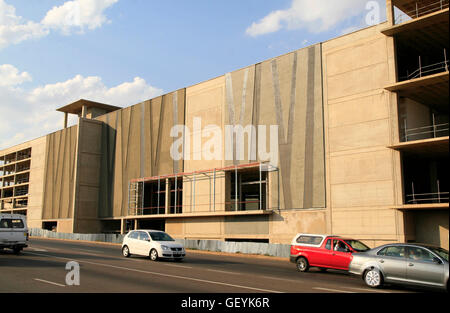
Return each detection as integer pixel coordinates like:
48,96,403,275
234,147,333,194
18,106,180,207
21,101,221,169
0,0,448,248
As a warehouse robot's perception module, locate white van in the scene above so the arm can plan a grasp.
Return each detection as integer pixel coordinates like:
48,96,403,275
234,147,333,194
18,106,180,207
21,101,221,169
0,214,28,254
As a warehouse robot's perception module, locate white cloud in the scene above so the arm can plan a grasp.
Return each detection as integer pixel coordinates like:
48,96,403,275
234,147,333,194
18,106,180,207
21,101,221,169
0,64,163,150
0,0,118,49
42,0,119,35
246,0,383,37
0,0,49,49
0,64,32,86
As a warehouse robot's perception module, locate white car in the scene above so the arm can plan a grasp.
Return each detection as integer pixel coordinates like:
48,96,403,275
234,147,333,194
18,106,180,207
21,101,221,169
122,230,185,261
0,214,28,254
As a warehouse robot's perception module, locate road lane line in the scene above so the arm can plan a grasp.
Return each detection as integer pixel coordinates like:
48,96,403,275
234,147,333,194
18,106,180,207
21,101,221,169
207,269,241,275
29,248,48,252
313,287,356,293
343,287,392,293
164,263,193,269
25,252,283,293
34,278,65,287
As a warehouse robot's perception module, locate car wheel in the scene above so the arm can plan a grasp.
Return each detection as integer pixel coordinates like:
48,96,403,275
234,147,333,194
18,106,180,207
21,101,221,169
364,268,383,288
122,245,131,258
296,257,309,272
13,247,22,255
150,249,159,261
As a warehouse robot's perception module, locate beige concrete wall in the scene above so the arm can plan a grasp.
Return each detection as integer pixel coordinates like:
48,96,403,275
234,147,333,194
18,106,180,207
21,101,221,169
95,89,186,218
407,210,449,250
42,125,78,224
27,136,47,228
184,78,226,213
322,23,404,247
73,118,103,233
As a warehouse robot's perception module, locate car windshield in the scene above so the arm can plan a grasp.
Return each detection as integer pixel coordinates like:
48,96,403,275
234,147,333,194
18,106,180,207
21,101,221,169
344,240,370,252
428,247,449,262
150,232,175,242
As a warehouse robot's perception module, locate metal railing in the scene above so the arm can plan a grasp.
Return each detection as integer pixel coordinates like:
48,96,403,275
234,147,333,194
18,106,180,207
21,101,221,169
406,181,449,204
394,0,449,24
403,121,449,142
399,56,449,82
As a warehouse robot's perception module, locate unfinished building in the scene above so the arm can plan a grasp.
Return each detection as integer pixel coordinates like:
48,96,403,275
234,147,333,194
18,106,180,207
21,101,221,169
1,0,448,248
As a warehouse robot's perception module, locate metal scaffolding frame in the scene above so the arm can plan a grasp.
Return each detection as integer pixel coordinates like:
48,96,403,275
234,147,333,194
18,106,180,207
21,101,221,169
128,162,279,217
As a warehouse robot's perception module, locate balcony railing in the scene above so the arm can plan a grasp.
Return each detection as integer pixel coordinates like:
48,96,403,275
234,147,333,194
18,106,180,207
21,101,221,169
406,181,449,204
394,0,449,24
399,57,449,82
402,121,449,142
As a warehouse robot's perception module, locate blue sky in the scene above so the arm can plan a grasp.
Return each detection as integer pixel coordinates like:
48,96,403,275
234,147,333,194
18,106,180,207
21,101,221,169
0,0,386,149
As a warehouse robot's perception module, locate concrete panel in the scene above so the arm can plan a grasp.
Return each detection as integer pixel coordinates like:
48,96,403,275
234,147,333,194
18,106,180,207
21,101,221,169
185,77,225,172
184,216,223,237
256,45,325,210
414,210,449,250
328,92,389,128
42,125,78,220
332,209,398,238
331,180,395,208
224,215,269,235
330,150,393,185
329,119,391,153
270,210,326,244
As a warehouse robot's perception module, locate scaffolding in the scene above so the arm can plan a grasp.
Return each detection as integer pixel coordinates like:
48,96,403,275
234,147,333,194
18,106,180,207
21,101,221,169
128,162,279,217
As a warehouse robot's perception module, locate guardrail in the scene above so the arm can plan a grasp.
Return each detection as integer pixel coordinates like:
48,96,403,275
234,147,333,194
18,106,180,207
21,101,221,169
29,228,291,258
403,122,449,142
394,0,449,24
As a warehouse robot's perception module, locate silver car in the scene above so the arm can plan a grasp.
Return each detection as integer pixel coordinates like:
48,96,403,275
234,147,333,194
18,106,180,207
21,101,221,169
349,243,448,291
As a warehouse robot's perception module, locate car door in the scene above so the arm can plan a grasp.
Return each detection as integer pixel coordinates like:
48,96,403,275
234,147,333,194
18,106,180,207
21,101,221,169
375,246,407,282
127,231,139,254
315,238,334,267
406,247,445,287
138,231,152,256
330,239,353,269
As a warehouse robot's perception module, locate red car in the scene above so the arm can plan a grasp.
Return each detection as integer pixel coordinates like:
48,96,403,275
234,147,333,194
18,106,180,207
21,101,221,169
289,234,370,272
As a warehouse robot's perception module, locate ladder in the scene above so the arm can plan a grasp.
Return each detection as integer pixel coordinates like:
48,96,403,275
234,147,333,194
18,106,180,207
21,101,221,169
128,181,143,216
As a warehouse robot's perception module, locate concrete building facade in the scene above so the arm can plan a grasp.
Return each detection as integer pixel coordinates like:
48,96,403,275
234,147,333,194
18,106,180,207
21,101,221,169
1,0,448,248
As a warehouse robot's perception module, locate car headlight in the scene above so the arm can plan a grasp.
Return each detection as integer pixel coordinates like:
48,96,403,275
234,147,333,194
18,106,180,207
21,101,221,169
161,245,170,251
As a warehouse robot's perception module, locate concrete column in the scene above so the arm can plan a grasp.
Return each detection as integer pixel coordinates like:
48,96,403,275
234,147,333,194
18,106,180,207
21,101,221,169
165,179,170,215
81,105,87,118
386,0,395,26
134,219,138,230
120,219,125,234
64,112,68,128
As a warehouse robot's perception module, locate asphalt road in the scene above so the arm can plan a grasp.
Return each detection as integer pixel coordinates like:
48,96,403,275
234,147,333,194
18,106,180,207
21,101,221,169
0,238,422,294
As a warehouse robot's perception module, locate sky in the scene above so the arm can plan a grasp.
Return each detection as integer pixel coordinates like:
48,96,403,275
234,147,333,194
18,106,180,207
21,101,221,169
0,0,386,150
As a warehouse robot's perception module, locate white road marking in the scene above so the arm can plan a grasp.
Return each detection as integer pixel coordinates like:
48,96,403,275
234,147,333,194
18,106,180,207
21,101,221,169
343,287,392,293
207,269,241,275
34,278,65,287
25,252,283,293
261,276,299,283
164,263,193,269
29,248,48,252
313,287,356,293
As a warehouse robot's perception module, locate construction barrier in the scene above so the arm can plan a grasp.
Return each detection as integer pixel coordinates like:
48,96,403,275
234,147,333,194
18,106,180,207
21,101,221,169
29,228,291,258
